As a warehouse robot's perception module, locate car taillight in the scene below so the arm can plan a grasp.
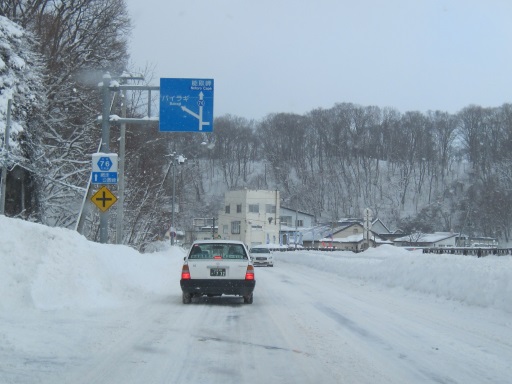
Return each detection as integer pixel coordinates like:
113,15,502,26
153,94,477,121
245,265,255,280
181,265,191,280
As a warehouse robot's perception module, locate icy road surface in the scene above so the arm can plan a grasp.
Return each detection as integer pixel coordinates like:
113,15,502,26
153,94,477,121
2,253,510,383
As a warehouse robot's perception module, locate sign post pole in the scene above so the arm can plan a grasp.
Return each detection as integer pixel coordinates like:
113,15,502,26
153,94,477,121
99,74,112,244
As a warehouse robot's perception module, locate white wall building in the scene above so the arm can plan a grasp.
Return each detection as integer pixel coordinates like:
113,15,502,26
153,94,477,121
217,189,280,247
279,206,315,228
279,206,316,247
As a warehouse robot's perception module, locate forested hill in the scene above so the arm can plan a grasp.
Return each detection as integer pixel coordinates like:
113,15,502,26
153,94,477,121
205,105,512,247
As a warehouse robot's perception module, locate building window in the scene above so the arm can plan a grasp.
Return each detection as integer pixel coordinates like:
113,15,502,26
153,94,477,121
223,225,228,234
231,221,241,234
249,204,259,213
296,219,304,227
225,205,230,214
237,204,242,213
353,228,358,234
266,204,276,214
281,216,292,226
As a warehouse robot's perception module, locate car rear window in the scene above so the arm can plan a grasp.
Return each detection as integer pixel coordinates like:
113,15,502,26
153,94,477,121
188,243,248,260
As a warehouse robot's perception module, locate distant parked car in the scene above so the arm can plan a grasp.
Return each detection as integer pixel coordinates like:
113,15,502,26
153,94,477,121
249,247,274,267
180,240,255,304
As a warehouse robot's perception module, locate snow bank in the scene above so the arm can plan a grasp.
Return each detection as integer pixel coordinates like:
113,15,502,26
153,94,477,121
277,244,512,313
2,215,511,314
0,216,183,311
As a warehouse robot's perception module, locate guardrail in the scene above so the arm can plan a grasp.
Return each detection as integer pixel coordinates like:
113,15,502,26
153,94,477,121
421,247,510,257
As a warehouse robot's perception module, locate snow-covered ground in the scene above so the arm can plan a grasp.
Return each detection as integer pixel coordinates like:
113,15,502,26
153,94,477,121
1,215,511,383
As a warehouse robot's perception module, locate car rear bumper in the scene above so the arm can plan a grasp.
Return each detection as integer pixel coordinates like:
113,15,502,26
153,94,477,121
181,279,256,296
253,261,272,266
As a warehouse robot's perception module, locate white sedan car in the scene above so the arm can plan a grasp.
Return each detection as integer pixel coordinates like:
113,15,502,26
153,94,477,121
249,247,274,267
180,240,255,304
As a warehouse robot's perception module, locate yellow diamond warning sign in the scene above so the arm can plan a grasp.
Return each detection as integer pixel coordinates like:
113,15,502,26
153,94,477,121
91,186,117,212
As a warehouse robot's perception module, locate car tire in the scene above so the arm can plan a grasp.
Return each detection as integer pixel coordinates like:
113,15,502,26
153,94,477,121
182,292,192,304
243,294,253,304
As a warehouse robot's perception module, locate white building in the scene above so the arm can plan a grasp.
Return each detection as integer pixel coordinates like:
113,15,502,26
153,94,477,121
280,206,315,228
217,189,281,247
279,206,316,247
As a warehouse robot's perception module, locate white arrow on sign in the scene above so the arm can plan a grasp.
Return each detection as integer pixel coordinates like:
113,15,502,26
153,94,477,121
181,91,211,131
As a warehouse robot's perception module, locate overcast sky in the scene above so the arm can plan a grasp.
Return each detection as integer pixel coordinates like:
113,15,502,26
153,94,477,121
124,0,512,120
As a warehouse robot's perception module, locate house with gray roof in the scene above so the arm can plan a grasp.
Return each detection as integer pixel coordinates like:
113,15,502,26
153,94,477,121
393,232,458,248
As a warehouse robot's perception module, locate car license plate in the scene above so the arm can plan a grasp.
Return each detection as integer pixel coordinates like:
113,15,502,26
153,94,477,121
210,268,226,277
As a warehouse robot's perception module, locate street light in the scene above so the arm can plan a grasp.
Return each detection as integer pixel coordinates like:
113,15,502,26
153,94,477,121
170,153,186,245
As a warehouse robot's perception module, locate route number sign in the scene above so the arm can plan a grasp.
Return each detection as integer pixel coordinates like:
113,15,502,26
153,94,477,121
92,153,118,184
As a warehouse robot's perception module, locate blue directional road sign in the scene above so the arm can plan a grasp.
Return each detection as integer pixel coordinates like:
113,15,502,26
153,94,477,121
92,171,117,184
159,78,214,132
92,153,118,184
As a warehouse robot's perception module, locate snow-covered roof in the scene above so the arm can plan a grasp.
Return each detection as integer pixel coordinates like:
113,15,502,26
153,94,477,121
320,233,392,244
280,225,332,241
394,232,457,243
280,206,315,217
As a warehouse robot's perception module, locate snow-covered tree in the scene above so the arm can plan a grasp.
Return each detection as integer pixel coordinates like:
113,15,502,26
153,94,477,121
3,1,131,231
0,15,45,218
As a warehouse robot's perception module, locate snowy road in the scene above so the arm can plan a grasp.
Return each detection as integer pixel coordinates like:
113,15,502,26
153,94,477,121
4,250,510,384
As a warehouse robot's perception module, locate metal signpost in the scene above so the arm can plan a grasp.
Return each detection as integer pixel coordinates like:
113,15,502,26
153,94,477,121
89,74,214,244
91,151,119,243
90,74,157,244
159,78,214,244
90,152,118,242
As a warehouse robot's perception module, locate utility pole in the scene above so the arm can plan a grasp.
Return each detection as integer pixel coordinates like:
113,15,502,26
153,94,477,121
363,207,373,249
115,73,144,244
171,156,176,245
295,207,298,250
115,84,127,244
98,74,111,243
